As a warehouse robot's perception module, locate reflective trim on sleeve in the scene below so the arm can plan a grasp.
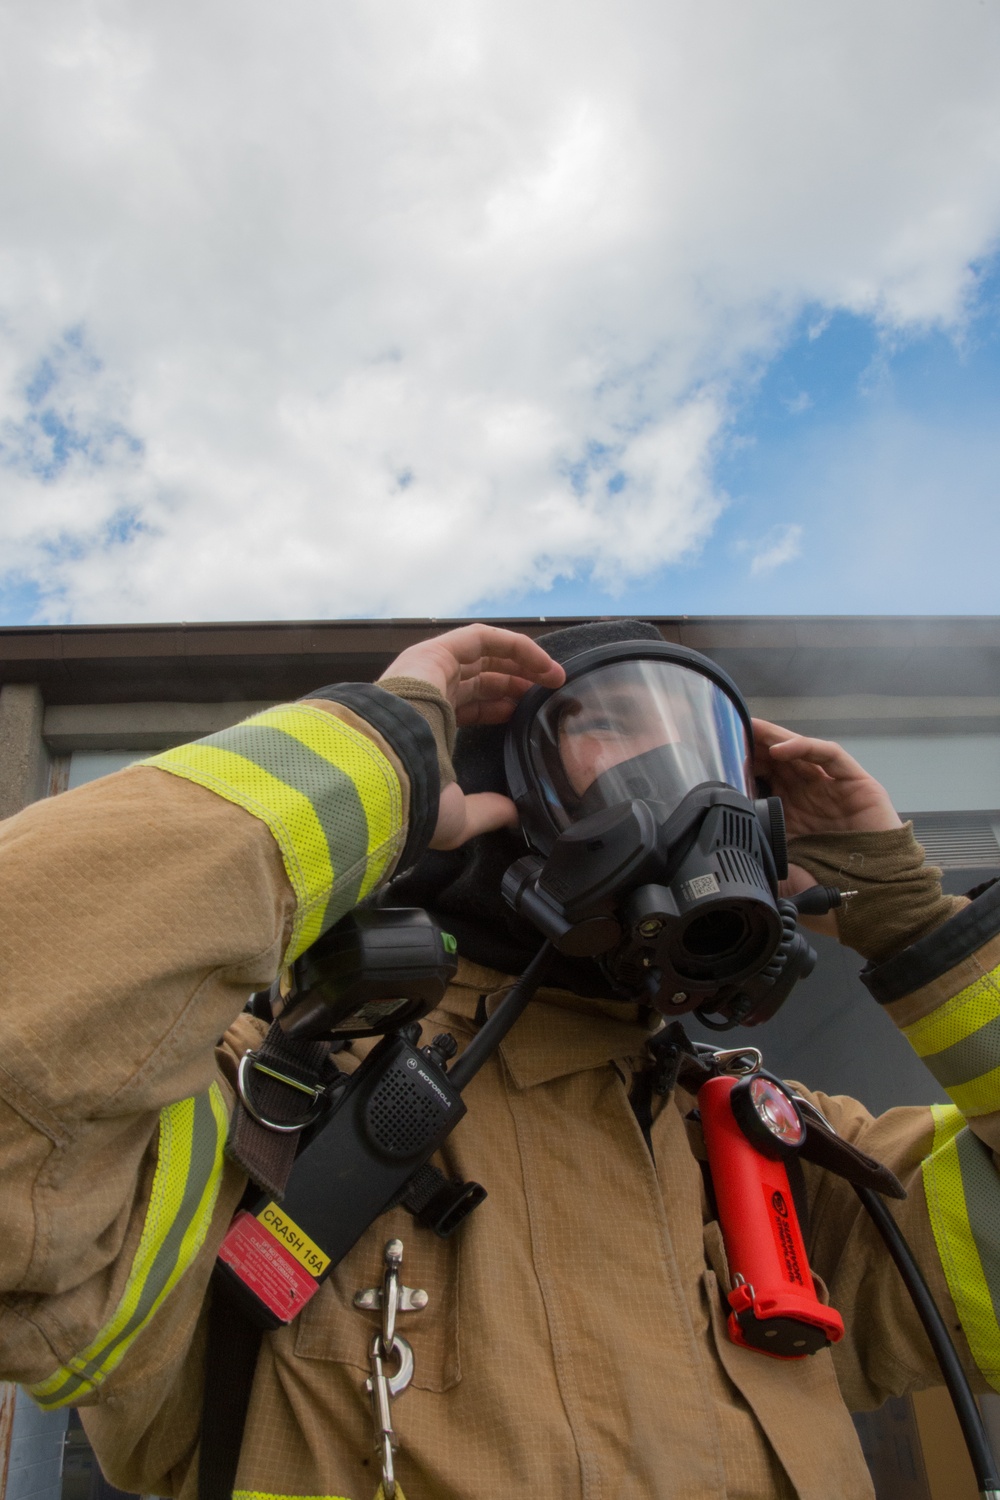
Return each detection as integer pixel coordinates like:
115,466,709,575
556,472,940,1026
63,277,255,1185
232,1493,352,1500
922,1101,1000,1391
903,962,1000,1117
28,1084,228,1411
141,705,405,963
232,1491,404,1500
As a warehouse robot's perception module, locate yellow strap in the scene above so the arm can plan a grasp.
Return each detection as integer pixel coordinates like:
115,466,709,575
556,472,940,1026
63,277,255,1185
142,704,405,963
903,960,1000,1116
923,1102,1000,1391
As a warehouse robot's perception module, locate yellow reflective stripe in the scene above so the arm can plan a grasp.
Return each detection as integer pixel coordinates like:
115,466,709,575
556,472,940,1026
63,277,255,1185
267,712,397,903
928,1100,965,1150
923,1102,1000,1391
29,1084,228,1410
233,1493,352,1500
148,740,335,956
904,962,1000,1056
902,962,1000,1115
231,1490,406,1500
143,706,404,963
947,1067,1000,1117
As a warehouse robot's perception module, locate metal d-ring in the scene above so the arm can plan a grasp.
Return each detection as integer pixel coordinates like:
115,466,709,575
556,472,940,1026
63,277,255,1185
236,1050,326,1133
711,1047,763,1076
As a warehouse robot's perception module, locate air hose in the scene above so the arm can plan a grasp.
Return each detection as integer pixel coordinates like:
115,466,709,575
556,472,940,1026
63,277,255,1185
855,1184,1000,1500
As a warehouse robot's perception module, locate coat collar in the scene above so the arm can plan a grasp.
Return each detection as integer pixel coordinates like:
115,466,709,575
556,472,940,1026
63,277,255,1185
443,957,662,1089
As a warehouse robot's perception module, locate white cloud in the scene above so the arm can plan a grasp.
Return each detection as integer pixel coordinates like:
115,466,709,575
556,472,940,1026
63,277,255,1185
746,523,804,577
2,0,1000,620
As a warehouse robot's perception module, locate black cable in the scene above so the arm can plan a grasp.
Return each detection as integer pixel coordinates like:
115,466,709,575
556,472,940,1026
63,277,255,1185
448,942,555,1091
854,1183,1000,1497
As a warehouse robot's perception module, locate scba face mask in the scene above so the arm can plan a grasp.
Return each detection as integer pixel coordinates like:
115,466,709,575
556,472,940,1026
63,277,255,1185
502,640,818,1029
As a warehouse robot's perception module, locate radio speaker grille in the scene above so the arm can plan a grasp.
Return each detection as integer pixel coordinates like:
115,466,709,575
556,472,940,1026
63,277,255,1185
365,1067,442,1158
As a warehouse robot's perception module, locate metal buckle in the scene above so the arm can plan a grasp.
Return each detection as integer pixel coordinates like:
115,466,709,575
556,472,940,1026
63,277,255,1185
236,1050,325,1133
709,1046,763,1076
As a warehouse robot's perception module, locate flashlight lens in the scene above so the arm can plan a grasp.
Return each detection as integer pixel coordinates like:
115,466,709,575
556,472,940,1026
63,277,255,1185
749,1077,805,1147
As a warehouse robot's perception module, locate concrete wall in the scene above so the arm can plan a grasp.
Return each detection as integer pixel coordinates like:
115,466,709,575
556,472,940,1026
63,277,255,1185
839,733,1000,813
1,1395,66,1500
0,686,47,820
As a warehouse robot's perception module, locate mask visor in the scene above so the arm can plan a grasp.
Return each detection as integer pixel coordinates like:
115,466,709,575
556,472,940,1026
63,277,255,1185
527,659,753,831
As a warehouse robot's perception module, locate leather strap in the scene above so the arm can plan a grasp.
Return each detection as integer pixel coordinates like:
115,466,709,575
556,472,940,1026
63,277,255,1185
227,1021,338,1198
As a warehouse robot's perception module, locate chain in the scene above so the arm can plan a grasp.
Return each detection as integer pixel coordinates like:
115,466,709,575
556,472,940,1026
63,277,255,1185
355,1239,427,1500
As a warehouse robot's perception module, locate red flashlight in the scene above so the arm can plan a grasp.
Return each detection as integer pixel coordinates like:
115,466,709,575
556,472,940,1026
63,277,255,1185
699,1073,844,1359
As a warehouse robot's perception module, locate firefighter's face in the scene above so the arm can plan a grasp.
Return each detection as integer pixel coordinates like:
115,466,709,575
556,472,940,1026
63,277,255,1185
556,684,684,796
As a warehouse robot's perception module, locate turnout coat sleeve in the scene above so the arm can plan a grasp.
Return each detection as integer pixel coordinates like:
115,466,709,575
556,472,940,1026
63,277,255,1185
797,880,1000,1409
0,693,433,1473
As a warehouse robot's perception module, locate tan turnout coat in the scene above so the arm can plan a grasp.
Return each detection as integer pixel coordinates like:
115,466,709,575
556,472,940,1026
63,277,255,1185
0,701,994,1500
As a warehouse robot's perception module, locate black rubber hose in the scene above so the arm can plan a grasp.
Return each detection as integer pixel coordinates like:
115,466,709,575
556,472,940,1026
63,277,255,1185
448,942,555,1091
854,1183,1000,1496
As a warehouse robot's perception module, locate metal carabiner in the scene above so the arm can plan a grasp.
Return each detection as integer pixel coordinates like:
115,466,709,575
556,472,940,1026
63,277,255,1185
357,1240,425,1499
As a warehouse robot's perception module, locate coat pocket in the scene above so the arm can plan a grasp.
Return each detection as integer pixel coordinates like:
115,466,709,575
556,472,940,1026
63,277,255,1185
294,1207,461,1393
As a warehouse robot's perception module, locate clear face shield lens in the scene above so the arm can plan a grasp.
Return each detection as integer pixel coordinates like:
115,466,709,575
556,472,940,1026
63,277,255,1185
526,660,753,831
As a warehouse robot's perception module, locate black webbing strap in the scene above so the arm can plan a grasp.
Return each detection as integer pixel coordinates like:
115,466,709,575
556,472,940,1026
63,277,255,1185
199,1024,330,1500
629,1022,700,1156
227,1021,335,1199
198,1287,264,1500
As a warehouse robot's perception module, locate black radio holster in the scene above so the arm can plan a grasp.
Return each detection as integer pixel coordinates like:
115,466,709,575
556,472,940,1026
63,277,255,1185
198,1019,486,1500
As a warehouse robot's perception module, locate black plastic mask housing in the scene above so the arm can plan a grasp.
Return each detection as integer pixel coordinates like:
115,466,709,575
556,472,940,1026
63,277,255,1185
505,640,757,856
503,639,814,1028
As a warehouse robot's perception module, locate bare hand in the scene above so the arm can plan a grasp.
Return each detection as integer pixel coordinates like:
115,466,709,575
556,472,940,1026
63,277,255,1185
753,720,901,932
752,720,901,838
381,624,565,849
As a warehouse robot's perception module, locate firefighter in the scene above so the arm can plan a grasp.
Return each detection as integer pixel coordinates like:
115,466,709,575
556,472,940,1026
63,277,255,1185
0,620,995,1500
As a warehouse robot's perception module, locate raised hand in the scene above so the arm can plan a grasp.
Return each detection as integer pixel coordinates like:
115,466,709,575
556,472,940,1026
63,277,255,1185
382,623,565,727
752,720,903,930
380,624,565,849
752,719,902,839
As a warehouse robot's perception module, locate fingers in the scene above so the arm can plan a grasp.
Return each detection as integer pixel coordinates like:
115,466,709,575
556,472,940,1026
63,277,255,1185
443,624,565,686
452,670,541,725
751,718,902,833
381,624,564,708
751,718,796,750
768,738,870,782
429,785,519,849
455,695,531,727
752,719,865,781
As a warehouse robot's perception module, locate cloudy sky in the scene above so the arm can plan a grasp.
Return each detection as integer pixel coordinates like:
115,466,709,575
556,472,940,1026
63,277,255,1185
2,0,1000,625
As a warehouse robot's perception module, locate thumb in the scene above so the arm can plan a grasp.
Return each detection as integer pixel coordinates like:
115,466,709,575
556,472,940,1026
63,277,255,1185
430,785,520,850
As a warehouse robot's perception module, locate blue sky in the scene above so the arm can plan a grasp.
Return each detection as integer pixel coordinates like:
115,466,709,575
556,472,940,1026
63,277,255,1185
6,284,999,625
475,261,1000,619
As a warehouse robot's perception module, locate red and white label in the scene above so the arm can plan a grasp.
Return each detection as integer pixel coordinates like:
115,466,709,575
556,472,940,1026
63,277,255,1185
217,1211,321,1323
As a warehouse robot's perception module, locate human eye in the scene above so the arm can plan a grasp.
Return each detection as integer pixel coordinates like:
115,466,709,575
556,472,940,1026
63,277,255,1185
562,709,617,737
